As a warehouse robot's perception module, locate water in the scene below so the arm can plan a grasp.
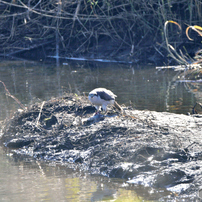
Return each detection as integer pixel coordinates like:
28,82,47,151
0,148,149,202
0,59,198,117
0,59,201,201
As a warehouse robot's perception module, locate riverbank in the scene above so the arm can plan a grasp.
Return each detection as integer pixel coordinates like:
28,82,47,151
1,1,202,65
1,94,202,200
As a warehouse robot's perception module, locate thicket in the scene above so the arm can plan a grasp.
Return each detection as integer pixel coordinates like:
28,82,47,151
0,0,202,63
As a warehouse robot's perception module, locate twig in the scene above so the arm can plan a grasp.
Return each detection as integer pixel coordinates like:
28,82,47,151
0,80,26,110
68,0,82,47
1,41,54,56
164,21,188,65
36,101,45,126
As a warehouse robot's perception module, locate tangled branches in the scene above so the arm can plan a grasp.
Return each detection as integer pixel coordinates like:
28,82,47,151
0,1,202,62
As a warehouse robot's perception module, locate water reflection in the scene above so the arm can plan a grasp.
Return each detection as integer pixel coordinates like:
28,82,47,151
0,147,166,201
0,147,102,201
0,59,198,121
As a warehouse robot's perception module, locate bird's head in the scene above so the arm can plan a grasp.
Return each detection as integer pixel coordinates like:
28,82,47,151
88,93,97,100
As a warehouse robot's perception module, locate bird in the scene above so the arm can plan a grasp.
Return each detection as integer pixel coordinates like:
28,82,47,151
88,88,122,114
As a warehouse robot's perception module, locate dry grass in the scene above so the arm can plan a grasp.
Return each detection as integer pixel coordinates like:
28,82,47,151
163,20,202,68
0,0,202,61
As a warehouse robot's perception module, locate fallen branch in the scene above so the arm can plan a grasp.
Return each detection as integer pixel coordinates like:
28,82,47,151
156,65,186,70
156,63,201,71
177,79,202,83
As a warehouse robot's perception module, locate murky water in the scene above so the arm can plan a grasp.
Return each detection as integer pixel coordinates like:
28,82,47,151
0,59,199,117
1,147,156,202
0,59,201,201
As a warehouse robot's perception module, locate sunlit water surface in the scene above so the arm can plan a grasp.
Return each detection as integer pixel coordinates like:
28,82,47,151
0,59,201,201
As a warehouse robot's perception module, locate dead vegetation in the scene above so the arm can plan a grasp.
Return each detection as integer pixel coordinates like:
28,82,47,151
0,1,202,63
162,20,202,67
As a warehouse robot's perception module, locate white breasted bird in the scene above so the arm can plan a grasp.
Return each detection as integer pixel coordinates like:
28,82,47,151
88,88,122,114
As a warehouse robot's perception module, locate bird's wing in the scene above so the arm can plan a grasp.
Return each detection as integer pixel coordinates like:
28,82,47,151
97,91,115,101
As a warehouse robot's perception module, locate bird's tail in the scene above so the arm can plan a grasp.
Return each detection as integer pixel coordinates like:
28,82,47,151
114,101,122,111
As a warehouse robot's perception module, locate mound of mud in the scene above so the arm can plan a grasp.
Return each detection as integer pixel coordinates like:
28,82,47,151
1,95,202,200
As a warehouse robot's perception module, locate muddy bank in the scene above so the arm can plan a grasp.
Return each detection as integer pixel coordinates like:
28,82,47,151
1,95,202,200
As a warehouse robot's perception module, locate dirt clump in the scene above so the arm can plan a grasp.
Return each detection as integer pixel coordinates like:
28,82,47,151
1,94,202,200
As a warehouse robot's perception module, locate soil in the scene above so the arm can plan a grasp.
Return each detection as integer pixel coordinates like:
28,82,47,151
1,94,202,201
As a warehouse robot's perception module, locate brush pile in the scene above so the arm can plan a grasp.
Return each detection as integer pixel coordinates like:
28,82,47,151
1,1,202,64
